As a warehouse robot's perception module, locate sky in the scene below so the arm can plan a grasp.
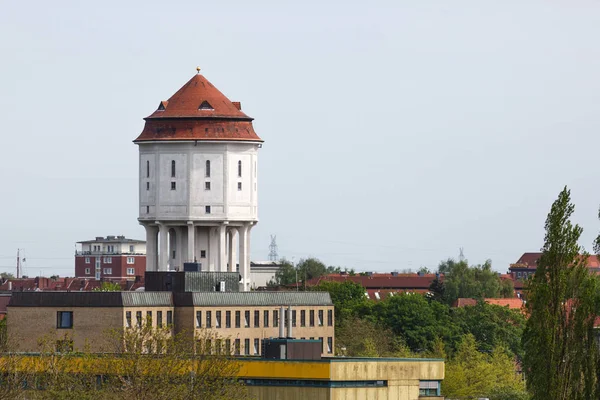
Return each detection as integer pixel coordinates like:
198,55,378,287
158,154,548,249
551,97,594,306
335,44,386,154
1,0,600,277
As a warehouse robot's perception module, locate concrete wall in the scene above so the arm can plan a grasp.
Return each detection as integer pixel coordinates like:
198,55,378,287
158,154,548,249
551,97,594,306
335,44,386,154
139,142,259,223
248,386,329,400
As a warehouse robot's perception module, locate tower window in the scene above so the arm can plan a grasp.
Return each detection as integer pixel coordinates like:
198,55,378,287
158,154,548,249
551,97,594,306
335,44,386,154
146,182,150,191
237,182,242,191
171,160,176,178
200,250,206,258
238,160,242,177
199,101,214,110
171,182,176,190
146,161,150,178
205,182,211,190
146,206,149,214
205,160,211,177
205,206,211,214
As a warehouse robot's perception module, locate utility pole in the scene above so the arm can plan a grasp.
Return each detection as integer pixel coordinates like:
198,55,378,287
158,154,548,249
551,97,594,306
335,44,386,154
16,249,20,279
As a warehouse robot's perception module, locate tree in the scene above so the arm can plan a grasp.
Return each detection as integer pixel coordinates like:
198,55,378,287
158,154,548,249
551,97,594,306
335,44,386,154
443,334,527,400
103,319,249,400
522,187,598,400
435,258,503,305
335,316,412,358
453,302,525,359
368,293,455,352
311,280,366,323
500,278,515,298
93,281,122,292
296,258,327,282
0,273,14,281
267,259,296,286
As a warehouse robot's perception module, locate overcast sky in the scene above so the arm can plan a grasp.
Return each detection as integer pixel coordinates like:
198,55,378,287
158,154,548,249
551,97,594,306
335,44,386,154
1,0,600,277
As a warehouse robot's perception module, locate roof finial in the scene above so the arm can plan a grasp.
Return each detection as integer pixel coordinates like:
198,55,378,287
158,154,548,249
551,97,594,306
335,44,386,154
196,66,201,74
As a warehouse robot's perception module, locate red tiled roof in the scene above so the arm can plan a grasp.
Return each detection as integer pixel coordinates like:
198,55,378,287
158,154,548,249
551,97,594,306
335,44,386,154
454,298,477,307
304,274,438,290
485,298,524,309
135,73,262,143
454,297,524,310
511,252,600,270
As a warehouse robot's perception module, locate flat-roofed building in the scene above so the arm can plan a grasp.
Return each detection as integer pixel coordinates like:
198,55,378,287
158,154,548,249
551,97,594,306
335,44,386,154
7,291,173,352
7,290,334,356
75,235,146,280
173,292,335,356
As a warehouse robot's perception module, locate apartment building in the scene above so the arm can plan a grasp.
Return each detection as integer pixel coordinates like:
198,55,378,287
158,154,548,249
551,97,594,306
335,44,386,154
75,236,146,280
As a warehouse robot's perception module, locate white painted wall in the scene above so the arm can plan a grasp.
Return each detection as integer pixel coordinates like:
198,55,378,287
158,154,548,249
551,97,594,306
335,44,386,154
138,142,260,222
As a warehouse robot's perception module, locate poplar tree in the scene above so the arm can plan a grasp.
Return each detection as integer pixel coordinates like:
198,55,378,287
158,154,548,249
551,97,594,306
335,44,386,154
522,187,598,399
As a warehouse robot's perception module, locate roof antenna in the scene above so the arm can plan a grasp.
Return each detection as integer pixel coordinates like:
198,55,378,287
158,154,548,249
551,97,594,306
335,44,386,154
196,66,201,74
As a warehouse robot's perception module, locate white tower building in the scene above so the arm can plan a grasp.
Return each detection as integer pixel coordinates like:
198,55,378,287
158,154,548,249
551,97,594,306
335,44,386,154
134,70,263,291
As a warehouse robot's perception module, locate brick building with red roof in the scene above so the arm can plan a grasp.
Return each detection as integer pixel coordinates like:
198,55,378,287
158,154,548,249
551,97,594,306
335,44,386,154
299,273,440,300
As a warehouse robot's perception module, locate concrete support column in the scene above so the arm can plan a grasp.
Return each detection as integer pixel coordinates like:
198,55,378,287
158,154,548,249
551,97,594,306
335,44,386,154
187,222,195,263
144,225,158,272
176,226,186,270
238,224,249,291
168,228,177,271
246,224,253,290
219,223,227,272
179,226,188,265
208,227,217,271
228,229,237,272
158,223,168,272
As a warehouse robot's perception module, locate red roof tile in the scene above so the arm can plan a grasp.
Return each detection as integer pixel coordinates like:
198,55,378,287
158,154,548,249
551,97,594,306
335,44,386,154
485,298,524,309
512,252,600,270
304,274,438,290
454,298,477,307
135,73,262,143
454,297,524,310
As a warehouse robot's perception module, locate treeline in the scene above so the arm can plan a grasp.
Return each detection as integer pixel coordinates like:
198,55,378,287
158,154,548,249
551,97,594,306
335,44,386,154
313,279,528,399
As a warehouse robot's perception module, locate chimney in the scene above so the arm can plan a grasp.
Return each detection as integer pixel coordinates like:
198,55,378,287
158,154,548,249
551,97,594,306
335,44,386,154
232,101,242,110
279,306,285,338
287,306,293,338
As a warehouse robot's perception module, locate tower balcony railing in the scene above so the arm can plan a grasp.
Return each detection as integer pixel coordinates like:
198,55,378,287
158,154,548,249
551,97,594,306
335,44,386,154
75,251,146,256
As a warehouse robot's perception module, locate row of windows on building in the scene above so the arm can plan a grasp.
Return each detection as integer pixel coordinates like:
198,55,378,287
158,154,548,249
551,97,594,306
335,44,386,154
516,271,533,279
163,181,244,192
145,160,244,180
85,257,136,264
83,267,136,275
146,205,214,214
90,245,135,253
196,309,333,329
201,336,333,356
125,310,173,328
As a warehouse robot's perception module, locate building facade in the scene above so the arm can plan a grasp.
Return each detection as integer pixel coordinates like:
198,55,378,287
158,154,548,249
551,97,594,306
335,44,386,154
75,235,146,280
7,291,334,356
136,71,263,291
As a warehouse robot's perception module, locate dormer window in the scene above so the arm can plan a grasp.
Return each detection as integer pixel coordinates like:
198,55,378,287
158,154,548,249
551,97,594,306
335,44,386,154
157,101,167,111
199,101,214,110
